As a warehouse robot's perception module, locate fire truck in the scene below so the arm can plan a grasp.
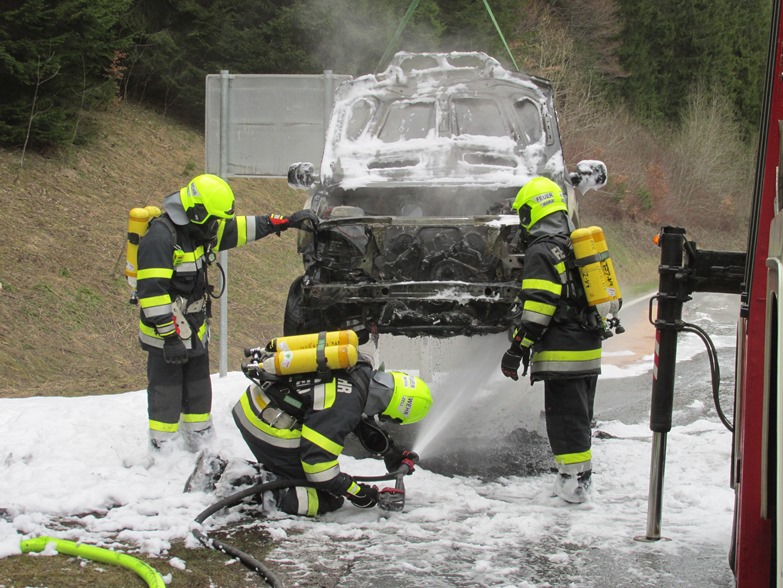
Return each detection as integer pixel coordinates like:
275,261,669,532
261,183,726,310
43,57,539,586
644,2,783,585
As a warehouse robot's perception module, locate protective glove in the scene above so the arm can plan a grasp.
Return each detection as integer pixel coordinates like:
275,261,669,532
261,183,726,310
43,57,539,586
287,209,319,230
383,447,419,474
267,213,289,234
163,335,189,365
501,345,530,380
346,483,379,508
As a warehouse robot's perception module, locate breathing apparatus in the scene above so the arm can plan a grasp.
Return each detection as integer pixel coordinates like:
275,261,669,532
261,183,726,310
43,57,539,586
125,206,162,300
570,225,624,336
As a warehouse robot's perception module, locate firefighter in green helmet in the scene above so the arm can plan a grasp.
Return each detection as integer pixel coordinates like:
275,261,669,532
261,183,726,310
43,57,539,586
136,174,318,453
231,357,432,516
500,176,603,504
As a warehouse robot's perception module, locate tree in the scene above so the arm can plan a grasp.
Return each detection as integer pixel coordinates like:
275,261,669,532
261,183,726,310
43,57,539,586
0,0,132,150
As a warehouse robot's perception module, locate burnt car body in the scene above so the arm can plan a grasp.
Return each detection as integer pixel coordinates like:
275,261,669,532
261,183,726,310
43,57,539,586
285,51,607,340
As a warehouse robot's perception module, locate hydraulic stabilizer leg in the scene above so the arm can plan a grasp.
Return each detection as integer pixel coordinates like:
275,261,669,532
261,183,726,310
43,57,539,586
637,227,691,542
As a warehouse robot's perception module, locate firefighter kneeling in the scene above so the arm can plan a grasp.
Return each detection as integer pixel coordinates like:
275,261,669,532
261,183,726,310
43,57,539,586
223,331,433,516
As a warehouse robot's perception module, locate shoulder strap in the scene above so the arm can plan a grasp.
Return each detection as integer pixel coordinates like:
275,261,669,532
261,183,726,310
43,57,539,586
153,214,178,243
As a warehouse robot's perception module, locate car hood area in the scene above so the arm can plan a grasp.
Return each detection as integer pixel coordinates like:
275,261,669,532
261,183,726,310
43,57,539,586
320,51,567,191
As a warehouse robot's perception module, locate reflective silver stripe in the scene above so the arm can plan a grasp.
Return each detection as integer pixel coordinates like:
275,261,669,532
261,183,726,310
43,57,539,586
521,310,551,326
175,261,198,273
247,216,258,242
140,331,196,349
305,463,341,484
312,383,327,410
558,460,592,475
143,302,173,319
232,404,301,449
295,487,310,515
181,419,212,434
156,323,177,337
532,358,602,373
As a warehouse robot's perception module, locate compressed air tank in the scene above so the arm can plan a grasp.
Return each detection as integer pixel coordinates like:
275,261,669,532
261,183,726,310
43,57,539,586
589,226,622,314
265,330,359,352
570,227,613,318
125,206,161,288
262,344,359,376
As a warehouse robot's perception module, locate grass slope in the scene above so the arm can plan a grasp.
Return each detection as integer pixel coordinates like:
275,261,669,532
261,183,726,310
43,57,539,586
0,102,306,398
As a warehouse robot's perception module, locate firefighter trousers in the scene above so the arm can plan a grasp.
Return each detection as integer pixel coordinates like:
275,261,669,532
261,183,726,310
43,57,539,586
543,375,598,466
146,348,212,447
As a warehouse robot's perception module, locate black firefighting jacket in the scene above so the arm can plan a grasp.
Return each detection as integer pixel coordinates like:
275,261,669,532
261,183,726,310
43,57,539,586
136,212,281,353
513,218,603,381
232,363,376,497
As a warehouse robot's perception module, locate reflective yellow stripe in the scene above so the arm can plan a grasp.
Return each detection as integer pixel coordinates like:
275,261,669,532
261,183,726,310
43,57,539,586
523,300,557,316
302,458,339,474
306,487,319,516
522,278,562,295
239,393,301,440
301,425,343,456
236,216,247,246
149,420,178,433
139,294,172,309
182,413,210,423
555,450,592,465
347,481,361,496
554,261,566,275
535,348,602,362
138,268,174,280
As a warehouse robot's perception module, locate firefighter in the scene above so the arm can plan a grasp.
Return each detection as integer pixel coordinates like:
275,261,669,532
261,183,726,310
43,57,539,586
231,359,432,516
500,176,603,503
136,173,317,452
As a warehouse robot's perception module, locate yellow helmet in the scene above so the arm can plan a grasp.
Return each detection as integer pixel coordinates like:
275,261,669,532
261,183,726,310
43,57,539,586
382,372,433,425
180,174,235,224
512,177,568,230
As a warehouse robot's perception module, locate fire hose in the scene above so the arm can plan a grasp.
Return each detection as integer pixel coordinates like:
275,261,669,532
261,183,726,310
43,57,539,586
192,456,418,588
19,536,165,587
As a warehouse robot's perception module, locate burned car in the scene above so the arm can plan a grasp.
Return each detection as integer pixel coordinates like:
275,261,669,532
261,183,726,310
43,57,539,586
285,51,607,340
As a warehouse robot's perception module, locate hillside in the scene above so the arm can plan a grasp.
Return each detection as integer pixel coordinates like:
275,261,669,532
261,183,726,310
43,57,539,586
0,102,305,398
0,101,706,399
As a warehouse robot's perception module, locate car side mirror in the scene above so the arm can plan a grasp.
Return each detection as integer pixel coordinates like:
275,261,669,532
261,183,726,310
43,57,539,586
287,162,316,190
570,160,607,194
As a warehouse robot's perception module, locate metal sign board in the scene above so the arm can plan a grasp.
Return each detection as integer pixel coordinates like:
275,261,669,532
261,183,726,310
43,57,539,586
205,71,351,177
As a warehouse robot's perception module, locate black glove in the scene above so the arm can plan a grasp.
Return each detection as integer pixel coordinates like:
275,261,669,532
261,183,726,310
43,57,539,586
267,213,289,234
384,447,418,474
346,483,379,508
163,335,188,365
288,209,319,230
501,345,530,380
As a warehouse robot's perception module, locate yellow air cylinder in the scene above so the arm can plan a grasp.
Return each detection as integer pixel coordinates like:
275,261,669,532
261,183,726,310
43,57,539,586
589,226,622,314
265,330,359,353
125,206,162,288
571,227,612,318
262,344,359,376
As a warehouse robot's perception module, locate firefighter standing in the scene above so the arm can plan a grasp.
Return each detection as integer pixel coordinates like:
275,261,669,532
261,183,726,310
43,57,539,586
500,176,603,503
136,173,317,452
232,358,432,516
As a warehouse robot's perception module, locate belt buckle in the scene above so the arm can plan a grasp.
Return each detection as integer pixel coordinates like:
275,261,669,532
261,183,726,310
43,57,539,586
261,406,297,430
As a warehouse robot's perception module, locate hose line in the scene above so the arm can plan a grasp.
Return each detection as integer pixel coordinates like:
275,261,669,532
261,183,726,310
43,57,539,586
681,322,734,432
20,536,165,588
193,469,406,587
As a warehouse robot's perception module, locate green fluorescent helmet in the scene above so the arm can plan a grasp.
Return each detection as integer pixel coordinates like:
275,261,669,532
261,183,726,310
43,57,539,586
180,174,236,224
512,177,568,230
382,372,433,425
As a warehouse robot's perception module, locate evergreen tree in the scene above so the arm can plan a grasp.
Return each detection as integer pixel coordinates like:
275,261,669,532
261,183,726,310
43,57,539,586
0,0,131,150
615,0,768,132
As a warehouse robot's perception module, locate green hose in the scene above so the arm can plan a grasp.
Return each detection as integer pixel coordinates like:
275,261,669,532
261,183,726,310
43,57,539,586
20,536,165,588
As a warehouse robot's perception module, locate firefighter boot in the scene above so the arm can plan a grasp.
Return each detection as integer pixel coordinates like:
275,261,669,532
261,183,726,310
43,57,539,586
553,463,592,504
